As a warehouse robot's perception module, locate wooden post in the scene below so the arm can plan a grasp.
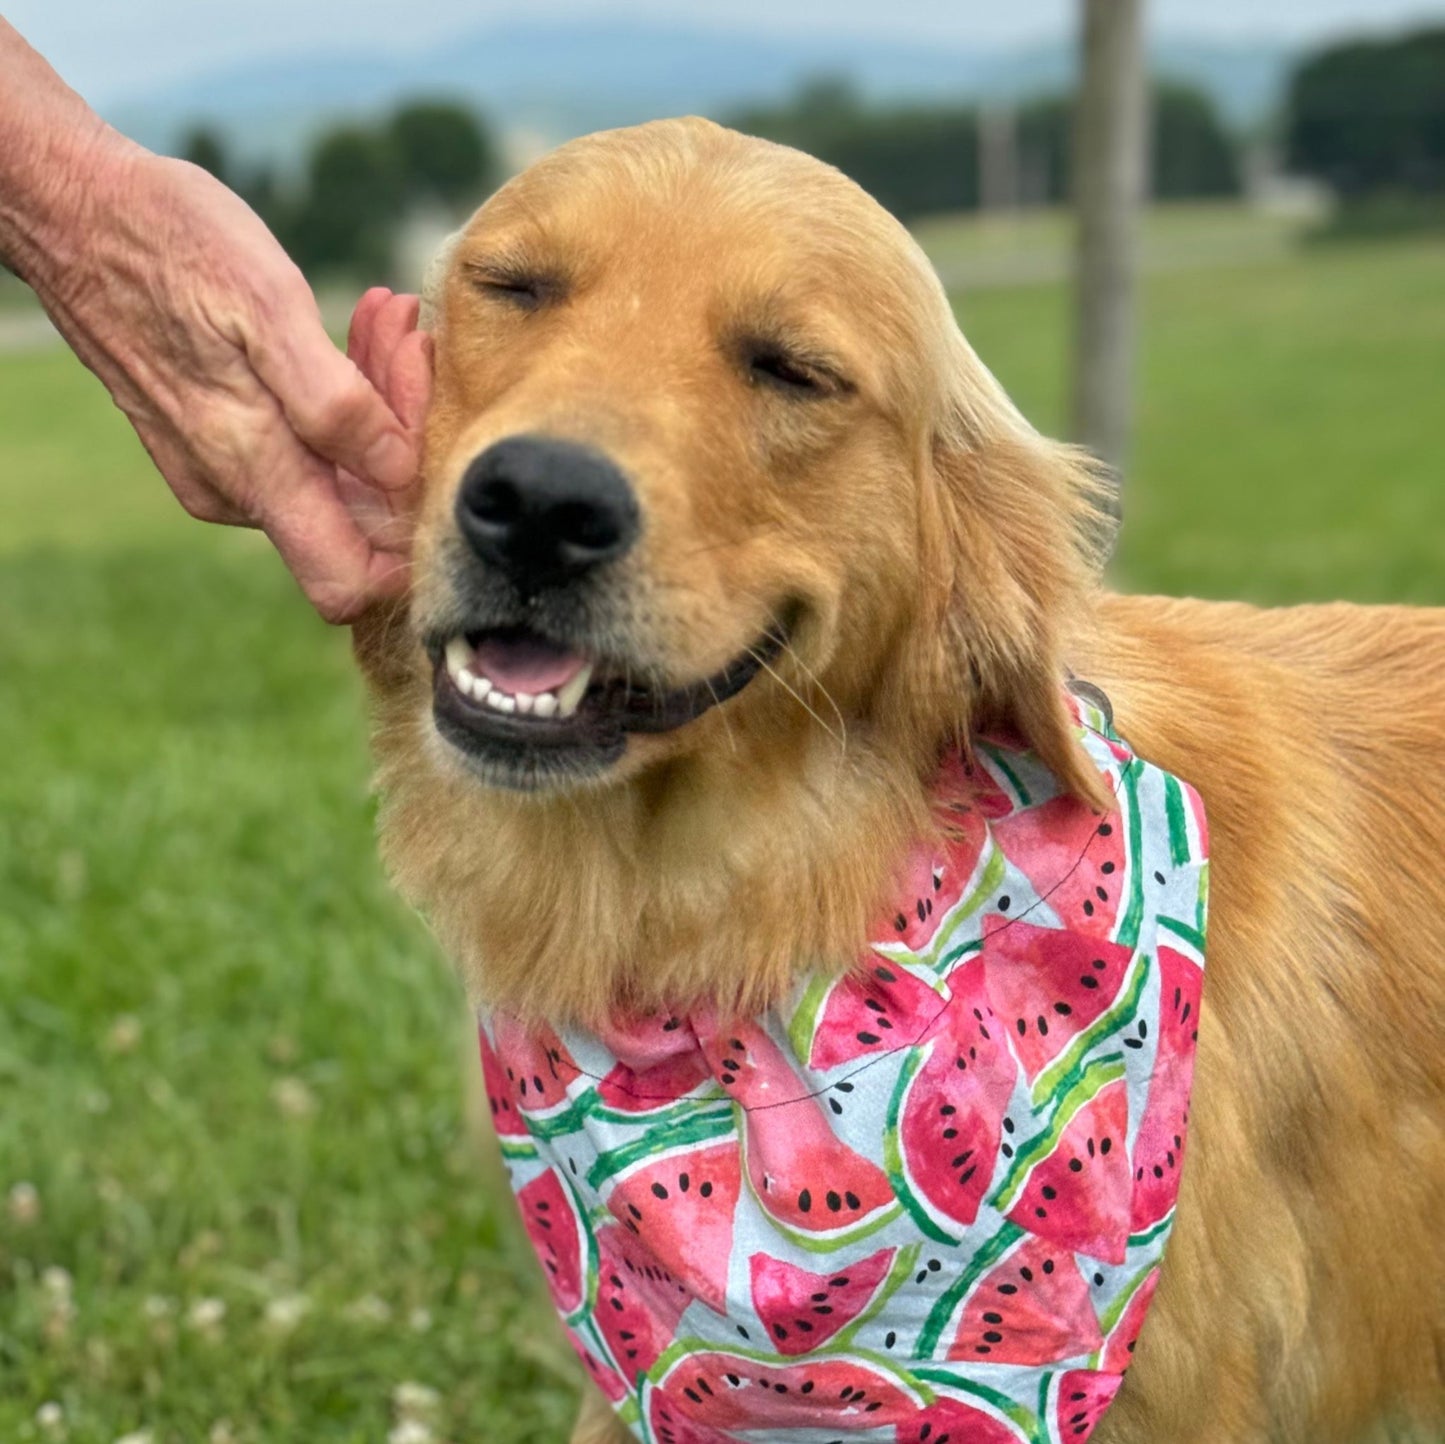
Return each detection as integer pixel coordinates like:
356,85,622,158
1072,0,1148,474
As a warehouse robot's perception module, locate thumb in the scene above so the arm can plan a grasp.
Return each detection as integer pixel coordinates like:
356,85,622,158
261,452,391,624
248,301,418,491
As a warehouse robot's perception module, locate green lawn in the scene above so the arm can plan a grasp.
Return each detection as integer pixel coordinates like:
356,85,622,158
2,222,1442,1443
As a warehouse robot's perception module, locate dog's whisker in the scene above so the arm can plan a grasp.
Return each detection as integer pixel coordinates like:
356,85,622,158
702,675,740,757
748,648,845,749
762,606,848,759
778,640,848,759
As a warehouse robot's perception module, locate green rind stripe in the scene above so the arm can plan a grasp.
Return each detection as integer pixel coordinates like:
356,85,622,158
917,1220,1024,1357
830,1243,922,1352
1086,1266,1156,1341
1030,954,1150,1106
497,1136,538,1162
994,1056,1126,1209
1159,915,1207,954
586,1108,734,1189
1163,772,1192,867
560,1167,599,1326
932,938,985,974
519,1098,593,1142
1127,1211,1174,1249
1115,760,1147,952
589,1088,727,1132
648,1338,934,1407
910,1368,1039,1442
912,847,1007,972
1036,1371,1053,1438
738,1105,905,1253
575,1311,607,1362
981,744,1031,807
785,973,833,1068
883,1046,965,1247
763,1200,904,1254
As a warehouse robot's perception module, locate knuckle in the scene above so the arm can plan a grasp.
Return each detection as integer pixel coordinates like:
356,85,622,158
175,486,228,524
308,582,362,625
310,374,375,442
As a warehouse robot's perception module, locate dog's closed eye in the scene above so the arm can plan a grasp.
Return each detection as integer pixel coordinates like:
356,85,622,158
742,340,849,399
466,262,561,313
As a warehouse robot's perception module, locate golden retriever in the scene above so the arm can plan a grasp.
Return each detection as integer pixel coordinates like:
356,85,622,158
353,118,1445,1443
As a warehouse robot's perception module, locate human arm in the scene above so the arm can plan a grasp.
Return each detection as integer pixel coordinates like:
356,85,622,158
0,19,424,621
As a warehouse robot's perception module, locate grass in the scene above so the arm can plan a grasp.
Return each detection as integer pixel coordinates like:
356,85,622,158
914,199,1314,291
933,226,1445,605
0,274,38,311
2,215,1442,1443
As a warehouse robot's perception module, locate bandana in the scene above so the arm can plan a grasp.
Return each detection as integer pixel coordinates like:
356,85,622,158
480,689,1209,1444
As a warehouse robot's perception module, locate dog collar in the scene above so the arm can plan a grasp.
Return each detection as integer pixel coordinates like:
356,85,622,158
480,689,1209,1443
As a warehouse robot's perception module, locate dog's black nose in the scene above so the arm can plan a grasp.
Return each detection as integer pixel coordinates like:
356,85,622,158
456,435,640,590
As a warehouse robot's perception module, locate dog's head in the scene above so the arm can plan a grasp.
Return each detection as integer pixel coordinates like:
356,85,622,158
376,117,1114,811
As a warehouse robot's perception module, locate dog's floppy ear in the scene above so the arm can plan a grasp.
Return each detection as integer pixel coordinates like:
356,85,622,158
927,335,1117,813
418,228,463,333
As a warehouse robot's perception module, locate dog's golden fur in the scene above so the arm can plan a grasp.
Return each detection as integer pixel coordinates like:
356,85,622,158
355,118,1445,1443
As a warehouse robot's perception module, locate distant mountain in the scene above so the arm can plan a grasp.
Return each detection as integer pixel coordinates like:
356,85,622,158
105,18,1296,166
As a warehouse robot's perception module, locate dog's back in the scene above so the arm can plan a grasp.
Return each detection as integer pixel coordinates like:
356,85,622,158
1080,596,1445,1443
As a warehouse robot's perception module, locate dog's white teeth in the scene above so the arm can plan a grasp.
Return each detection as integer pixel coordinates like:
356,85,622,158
556,665,593,719
448,637,590,721
445,636,472,679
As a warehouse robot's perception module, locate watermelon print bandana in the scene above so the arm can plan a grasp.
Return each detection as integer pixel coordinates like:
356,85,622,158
480,689,1209,1444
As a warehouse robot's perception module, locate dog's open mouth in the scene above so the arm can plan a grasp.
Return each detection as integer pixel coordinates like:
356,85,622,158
429,625,785,785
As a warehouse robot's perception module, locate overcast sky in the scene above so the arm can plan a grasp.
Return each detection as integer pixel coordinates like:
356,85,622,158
10,0,1445,107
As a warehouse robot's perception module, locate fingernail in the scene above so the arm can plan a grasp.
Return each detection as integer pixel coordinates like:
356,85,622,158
365,432,415,488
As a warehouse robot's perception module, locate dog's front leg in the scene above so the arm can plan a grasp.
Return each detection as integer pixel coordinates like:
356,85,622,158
569,1385,635,1444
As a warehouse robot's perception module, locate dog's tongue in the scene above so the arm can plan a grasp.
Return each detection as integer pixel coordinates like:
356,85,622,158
472,634,588,695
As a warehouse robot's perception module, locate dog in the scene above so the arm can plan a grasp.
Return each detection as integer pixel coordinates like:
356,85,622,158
352,118,1445,1444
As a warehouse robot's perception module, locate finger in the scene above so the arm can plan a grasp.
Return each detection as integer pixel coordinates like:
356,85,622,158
388,329,434,438
367,292,421,394
248,305,417,492
347,286,393,381
337,468,415,556
357,294,423,430
258,456,394,624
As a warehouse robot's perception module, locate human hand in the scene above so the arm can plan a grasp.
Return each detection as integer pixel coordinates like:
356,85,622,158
337,285,434,596
25,142,425,621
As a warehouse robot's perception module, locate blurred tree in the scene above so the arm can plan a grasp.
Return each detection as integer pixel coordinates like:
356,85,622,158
238,163,280,225
1151,83,1240,199
283,125,405,279
733,79,980,220
790,75,864,126
1286,28,1445,197
180,126,230,186
734,76,1235,224
387,101,500,212
1018,97,1074,205
1018,85,1240,205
